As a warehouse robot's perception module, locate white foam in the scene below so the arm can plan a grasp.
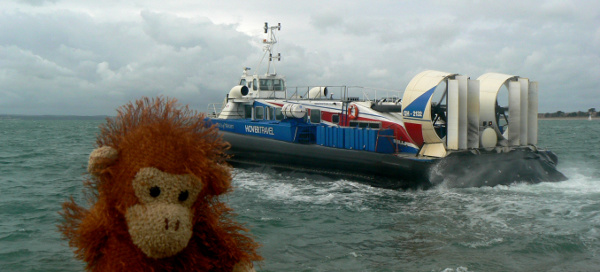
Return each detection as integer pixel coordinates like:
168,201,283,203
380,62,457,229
231,169,394,210
462,237,504,249
441,267,469,272
511,168,600,196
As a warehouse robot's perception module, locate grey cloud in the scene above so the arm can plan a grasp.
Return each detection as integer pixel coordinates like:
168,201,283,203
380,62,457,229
1,0,599,115
309,13,343,33
15,0,59,6
0,10,256,115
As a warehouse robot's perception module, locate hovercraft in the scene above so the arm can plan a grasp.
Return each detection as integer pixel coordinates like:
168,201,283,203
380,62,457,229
206,23,566,189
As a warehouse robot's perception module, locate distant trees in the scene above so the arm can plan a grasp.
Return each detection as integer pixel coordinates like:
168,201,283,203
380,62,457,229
550,111,565,117
539,109,598,118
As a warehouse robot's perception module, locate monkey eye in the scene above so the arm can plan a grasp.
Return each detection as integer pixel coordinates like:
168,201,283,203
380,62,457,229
149,186,161,198
178,190,189,202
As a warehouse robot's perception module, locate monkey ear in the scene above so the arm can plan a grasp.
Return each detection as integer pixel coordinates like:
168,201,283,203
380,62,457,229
88,146,118,176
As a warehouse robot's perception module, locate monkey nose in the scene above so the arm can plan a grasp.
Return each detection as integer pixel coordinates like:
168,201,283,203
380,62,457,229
164,218,181,231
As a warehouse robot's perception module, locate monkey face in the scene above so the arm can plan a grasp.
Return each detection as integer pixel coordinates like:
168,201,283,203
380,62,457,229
125,167,203,259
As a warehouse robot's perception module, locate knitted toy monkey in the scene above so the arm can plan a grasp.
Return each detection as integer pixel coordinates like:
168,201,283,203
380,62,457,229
60,97,261,271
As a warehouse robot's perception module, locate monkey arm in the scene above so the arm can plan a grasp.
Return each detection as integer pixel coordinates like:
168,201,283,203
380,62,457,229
60,199,109,270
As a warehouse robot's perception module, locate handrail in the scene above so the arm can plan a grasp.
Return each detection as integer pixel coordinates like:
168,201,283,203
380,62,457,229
206,103,222,118
282,85,402,103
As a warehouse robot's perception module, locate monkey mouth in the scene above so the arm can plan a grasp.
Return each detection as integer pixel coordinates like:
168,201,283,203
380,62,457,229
126,203,193,259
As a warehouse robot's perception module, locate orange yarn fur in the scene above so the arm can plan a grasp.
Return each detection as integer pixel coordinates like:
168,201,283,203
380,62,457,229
59,97,261,271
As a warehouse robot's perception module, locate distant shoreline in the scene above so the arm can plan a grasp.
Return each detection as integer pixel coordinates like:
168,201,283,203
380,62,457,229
0,114,111,120
539,117,593,120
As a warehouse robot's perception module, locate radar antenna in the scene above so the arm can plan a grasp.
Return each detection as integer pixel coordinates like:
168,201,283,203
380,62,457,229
257,22,281,76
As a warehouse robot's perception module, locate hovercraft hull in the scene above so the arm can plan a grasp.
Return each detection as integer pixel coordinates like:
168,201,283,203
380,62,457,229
220,131,566,189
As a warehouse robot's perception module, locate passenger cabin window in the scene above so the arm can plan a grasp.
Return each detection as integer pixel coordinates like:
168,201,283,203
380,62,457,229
368,123,381,129
349,121,380,129
332,114,339,124
310,109,321,123
252,79,257,91
275,108,284,120
266,107,273,120
244,105,252,119
255,106,264,120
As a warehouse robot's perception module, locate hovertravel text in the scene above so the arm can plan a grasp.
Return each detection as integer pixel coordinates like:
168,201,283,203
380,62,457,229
245,125,275,135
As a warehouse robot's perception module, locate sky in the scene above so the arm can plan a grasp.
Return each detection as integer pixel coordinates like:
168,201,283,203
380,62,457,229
1,0,599,115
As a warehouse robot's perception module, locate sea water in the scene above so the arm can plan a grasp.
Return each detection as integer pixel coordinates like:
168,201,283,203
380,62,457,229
0,118,598,271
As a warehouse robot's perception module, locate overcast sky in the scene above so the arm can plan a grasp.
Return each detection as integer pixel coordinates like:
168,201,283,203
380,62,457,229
1,0,598,115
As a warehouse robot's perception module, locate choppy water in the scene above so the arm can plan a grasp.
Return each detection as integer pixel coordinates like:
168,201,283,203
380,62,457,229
0,118,599,271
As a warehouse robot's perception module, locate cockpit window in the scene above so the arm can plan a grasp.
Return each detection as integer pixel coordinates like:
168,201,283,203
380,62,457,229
257,79,285,91
259,79,270,90
240,79,246,86
273,79,284,91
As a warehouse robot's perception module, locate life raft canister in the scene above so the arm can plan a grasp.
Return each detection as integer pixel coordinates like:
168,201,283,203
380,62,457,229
348,104,359,119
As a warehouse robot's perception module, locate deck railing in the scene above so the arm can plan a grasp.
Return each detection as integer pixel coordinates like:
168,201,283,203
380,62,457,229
284,86,402,103
206,103,222,118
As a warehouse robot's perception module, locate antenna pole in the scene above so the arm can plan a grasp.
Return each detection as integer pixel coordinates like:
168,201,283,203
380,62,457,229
257,22,281,76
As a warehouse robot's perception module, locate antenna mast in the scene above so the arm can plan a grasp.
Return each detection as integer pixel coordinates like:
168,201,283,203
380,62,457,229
258,22,281,76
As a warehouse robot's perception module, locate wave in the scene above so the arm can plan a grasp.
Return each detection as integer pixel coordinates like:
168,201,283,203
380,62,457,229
231,168,403,211
232,166,600,242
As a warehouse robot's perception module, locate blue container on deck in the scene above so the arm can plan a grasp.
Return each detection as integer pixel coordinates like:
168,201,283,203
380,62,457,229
365,129,373,151
316,126,324,145
335,127,344,148
365,129,375,152
355,128,363,150
331,127,337,147
356,129,363,150
326,126,333,147
337,128,342,147
315,126,395,153
343,128,353,149
359,129,365,151
350,128,360,150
